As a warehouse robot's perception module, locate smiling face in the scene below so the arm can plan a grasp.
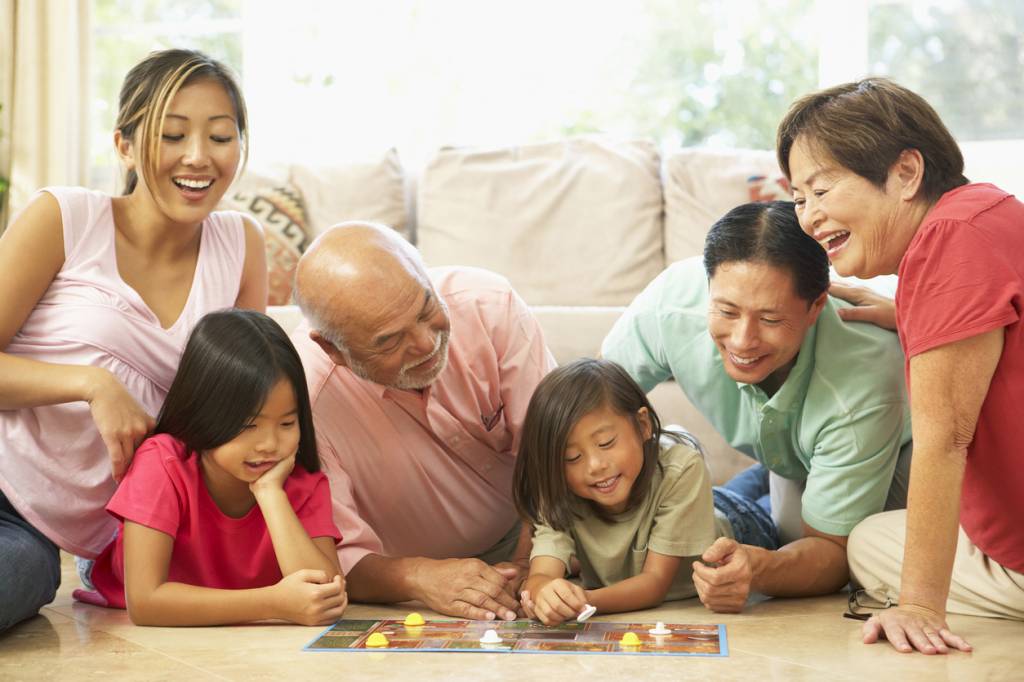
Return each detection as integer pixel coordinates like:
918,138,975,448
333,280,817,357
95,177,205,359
563,403,652,514
336,277,452,390
707,260,825,392
119,78,241,226
202,377,301,489
788,136,913,278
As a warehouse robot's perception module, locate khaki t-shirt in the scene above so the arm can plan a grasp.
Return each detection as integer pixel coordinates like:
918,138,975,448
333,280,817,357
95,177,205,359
530,444,729,601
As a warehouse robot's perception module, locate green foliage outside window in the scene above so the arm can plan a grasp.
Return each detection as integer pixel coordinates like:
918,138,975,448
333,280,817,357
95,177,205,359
868,0,1024,142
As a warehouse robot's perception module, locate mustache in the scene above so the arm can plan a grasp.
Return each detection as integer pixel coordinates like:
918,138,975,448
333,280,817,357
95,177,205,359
401,330,448,372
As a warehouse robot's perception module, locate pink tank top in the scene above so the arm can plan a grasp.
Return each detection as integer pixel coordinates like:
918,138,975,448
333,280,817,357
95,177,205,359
0,186,246,557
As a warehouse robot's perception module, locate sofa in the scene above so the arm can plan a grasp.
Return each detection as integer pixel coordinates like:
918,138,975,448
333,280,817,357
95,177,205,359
229,139,796,484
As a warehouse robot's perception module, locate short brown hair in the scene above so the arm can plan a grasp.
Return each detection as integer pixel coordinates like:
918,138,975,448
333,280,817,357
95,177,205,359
512,359,666,532
776,78,967,202
116,49,248,195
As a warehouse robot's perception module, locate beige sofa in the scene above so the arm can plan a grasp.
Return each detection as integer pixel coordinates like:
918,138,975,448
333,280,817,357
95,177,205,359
242,140,792,484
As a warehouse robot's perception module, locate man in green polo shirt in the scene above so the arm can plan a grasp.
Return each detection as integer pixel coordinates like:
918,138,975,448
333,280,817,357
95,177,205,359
602,201,911,611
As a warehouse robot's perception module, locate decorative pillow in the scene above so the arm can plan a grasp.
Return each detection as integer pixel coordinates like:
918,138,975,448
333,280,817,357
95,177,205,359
221,174,311,306
417,138,665,307
663,148,783,264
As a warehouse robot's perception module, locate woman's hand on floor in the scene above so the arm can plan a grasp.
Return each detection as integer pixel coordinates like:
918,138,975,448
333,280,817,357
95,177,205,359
862,604,972,655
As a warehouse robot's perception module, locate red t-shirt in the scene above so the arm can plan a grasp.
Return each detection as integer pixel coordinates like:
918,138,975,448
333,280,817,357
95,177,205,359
896,183,1024,573
82,433,342,608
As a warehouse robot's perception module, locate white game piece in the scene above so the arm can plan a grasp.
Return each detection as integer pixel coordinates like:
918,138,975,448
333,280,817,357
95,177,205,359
479,629,502,644
576,604,597,622
649,622,672,636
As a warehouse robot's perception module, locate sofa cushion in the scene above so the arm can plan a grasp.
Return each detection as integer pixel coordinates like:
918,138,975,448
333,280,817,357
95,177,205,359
221,171,310,306
663,147,782,264
288,148,409,240
417,139,665,306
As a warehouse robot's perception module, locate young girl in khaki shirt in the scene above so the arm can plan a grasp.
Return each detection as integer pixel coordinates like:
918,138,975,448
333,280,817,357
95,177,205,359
513,358,732,625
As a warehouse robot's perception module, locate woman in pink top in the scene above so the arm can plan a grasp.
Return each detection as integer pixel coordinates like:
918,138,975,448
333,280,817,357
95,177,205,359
0,49,267,632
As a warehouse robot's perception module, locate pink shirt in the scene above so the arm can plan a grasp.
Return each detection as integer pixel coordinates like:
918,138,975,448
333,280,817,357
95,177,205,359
897,183,1024,573
81,434,340,608
0,187,246,557
291,267,556,573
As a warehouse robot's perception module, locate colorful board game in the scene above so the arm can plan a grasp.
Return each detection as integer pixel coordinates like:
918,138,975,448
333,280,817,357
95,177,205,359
304,616,728,657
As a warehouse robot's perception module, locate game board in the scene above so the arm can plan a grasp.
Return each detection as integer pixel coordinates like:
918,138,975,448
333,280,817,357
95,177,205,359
304,617,728,657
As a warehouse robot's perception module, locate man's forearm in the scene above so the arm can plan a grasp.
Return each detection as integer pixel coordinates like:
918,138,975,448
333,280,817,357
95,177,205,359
748,537,849,597
345,553,425,604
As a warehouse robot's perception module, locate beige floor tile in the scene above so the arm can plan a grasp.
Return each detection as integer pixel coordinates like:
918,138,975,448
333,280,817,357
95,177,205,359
0,608,223,681
6,553,1022,680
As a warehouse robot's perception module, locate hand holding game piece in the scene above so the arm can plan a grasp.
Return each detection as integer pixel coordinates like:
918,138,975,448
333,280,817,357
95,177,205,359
365,632,389,648
620,632,641,647
576,604,597,623
692,537,753,613
479,629,502,644
649,622,671,636
531,578,588,626
404,612,425,627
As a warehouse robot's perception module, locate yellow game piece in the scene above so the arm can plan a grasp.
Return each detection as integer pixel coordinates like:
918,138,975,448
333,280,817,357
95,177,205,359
403,612,426,627
365,632,389,648
620,632,641,647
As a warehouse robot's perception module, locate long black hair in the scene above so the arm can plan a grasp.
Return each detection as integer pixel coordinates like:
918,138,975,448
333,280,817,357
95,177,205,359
155,309,320,473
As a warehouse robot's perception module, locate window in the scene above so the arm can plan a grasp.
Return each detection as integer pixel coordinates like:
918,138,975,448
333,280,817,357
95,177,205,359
90,0,242,190
87,0,1022,194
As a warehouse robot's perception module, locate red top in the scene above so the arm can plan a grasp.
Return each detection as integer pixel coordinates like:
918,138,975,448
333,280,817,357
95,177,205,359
896,183,1024,573
84,433,341,608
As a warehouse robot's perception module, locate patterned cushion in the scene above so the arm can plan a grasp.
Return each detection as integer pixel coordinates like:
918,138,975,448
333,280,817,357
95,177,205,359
222,180,311,306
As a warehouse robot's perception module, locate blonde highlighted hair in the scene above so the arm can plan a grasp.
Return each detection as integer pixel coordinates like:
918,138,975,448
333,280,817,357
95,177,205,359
116,49,248,195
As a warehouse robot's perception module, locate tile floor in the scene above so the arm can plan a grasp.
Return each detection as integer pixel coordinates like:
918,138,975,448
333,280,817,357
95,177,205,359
1,553,1022,681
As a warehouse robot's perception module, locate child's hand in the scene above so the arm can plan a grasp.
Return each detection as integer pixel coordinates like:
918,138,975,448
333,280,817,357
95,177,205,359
531,578,587,626
250,454,296,496
272,569,347,626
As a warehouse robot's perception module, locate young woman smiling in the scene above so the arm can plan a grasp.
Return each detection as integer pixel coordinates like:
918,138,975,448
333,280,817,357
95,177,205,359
0,49,267,632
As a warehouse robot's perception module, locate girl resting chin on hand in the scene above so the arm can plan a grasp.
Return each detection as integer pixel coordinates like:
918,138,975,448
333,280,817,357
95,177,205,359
74,310,346,626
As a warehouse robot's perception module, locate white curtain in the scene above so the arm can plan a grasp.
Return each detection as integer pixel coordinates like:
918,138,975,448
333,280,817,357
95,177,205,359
4,0,91,224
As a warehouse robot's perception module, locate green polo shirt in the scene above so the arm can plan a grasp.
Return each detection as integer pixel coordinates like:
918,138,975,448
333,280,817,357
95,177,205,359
601,257,912,536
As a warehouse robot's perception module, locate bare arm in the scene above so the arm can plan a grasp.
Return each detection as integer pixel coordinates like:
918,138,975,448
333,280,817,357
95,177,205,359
748,524,849,596
692,526,848,613
234,214,268,312
252,459,341,579
0,193,153,479
122,521,345,626
585,550,683,613
863,329,1001,654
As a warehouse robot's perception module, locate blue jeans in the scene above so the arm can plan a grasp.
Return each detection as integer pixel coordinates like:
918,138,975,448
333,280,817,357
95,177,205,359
713,464,780,550
0,490,61,632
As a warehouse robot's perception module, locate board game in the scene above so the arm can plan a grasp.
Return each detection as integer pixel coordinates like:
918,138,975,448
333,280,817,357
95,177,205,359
304,616,728,657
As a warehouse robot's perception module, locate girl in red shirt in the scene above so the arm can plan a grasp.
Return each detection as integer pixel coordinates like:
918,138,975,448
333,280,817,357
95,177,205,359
75,309,346,626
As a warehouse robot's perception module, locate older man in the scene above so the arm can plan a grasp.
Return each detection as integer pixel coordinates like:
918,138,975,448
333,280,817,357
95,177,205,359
290,222,556,621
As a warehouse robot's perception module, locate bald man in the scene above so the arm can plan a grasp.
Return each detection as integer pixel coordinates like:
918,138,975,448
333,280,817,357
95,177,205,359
290,222,556,621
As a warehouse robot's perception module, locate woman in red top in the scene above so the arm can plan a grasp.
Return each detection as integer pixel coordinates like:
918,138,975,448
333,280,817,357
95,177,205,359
76,309,346,626
777,78,1024,655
